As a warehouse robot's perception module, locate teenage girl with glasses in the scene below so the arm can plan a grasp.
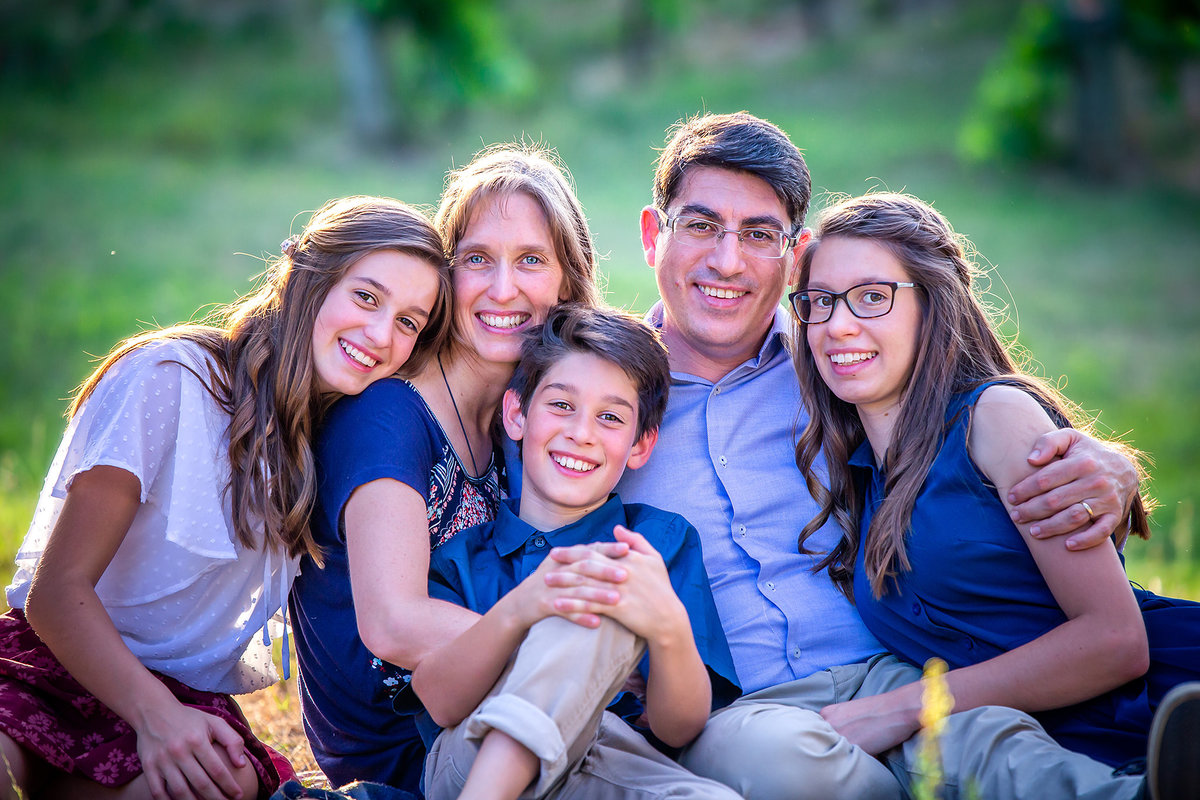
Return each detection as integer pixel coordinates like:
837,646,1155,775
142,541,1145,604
792,192,1199,799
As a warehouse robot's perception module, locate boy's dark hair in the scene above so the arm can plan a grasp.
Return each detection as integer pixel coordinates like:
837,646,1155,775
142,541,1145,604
653,111,812,232
510,303,670,440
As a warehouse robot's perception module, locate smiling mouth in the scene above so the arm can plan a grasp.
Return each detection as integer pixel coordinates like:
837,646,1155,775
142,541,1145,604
829,352,876,365
698,284,747,300
478,312,531,329
340,339,379,368
553,454,597,473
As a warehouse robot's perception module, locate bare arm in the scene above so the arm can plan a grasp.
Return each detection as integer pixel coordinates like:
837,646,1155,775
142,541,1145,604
821,386,1147,755
343,478,480,670
1008,427,1139,549
25,466,250,800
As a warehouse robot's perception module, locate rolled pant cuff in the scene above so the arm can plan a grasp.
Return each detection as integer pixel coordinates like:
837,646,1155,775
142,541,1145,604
464,693,569,794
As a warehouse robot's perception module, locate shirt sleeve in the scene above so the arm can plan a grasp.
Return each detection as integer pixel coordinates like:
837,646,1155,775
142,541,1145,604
427,541,470,608
50,341,196,503
660,516,743,710
314,379,439,545
16,340,237,576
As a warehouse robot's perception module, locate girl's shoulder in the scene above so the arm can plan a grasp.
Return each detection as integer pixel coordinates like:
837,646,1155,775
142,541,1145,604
94,337,220,398
316,377,446,469
965,383,1058,489
325,376,438,433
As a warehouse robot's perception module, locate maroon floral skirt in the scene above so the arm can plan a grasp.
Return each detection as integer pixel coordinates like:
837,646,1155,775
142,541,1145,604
0,608,293,798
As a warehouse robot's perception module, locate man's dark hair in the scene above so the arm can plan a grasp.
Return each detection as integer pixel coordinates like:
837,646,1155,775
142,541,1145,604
653,111,811,231
510,303,670,440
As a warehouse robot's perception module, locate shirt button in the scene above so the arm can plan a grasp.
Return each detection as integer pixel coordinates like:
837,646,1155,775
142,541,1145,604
533,535,547,548
718,456,727,466
738,525,747,536
792,647,802,659
765,581,775,591
911,602,921,615
714,386,721,394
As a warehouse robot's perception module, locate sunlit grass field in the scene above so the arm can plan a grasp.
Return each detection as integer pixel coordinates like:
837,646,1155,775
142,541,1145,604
1,3,1197,600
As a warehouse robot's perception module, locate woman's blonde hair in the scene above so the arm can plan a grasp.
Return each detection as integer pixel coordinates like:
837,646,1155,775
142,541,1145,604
434,143,602,353
71,196,452,561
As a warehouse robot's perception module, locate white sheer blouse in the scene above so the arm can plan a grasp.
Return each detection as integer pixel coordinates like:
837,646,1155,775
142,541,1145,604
6,339,298,694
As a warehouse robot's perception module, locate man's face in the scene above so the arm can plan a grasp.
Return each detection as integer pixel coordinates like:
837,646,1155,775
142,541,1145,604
641,166,800,379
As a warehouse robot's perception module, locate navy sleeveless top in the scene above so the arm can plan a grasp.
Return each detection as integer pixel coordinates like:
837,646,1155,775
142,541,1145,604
850,382,1200,767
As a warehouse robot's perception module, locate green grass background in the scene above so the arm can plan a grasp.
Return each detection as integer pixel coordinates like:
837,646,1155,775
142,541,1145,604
1,3,1197,598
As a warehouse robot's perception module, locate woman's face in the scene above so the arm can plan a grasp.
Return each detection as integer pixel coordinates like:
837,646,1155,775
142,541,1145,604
805,236,923,421
311,250,442,396
452,192,566,367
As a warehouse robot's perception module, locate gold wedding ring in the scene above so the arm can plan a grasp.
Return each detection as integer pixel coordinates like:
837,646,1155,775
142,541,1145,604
1080,500,1096,521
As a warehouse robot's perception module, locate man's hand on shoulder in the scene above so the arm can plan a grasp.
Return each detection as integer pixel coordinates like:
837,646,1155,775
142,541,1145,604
1007,428,1138,550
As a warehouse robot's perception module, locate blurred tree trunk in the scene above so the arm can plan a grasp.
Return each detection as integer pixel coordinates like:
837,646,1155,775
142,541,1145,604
1063,0,1122,180
327,2,395,146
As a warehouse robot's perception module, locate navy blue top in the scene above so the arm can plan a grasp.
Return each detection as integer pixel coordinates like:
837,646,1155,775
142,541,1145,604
412,494,741,752
851,382,1200,767
290,378,503,791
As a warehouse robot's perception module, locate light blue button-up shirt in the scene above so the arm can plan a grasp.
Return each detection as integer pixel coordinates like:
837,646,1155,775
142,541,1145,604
616,305,883,694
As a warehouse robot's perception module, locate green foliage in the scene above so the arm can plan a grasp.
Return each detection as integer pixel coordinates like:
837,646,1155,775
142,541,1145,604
958,3,1067,165
0,1,1196,599
959,0,1200,173
345,0,536,138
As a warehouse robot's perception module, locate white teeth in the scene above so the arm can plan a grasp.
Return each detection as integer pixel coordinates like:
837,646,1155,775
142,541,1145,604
340,340,378,368
699,285,747,300
479,313,529,329
830,352,875,365
553,455,597,473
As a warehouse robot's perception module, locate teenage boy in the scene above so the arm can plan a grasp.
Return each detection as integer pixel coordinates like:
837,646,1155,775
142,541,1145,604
407,303,741,800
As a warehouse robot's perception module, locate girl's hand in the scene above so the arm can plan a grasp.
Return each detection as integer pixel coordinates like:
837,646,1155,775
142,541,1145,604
819,683,923,756
135,701,249,800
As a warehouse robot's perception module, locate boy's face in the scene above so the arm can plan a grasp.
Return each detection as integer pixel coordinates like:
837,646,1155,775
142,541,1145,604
503,351,657,532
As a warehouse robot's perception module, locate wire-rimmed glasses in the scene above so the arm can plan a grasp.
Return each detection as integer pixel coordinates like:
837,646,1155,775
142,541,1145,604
662,214,797,259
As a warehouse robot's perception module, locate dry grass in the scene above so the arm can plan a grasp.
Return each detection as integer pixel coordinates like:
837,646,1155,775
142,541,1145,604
238,676,331,789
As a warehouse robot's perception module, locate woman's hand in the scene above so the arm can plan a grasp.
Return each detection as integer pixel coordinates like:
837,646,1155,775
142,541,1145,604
134,697,250,800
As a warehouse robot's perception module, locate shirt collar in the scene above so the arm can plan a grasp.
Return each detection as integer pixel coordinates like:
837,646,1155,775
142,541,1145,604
643,301,794,383
492,494,628,557
848,437,877,471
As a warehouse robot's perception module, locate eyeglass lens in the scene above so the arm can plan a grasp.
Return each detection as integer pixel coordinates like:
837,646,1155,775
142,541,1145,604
797,283,896,323
671,216,788,258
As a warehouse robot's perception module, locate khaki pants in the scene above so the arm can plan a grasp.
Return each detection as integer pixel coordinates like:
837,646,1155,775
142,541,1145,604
424,616,740,800
679,653,1142,800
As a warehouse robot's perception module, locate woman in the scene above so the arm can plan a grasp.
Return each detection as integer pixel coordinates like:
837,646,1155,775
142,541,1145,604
791,191,1198,770
0,196,451,800
290,144,607,791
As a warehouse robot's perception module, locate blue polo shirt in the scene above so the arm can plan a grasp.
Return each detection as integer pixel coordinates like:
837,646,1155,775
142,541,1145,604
416,495,741,750
616,305,883,694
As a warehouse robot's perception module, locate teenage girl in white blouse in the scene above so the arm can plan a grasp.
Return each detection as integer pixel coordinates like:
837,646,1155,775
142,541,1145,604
0,196,452,800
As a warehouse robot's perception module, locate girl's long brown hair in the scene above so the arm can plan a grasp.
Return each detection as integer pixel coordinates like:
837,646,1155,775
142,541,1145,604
70,196,452,561
792,192,1152,600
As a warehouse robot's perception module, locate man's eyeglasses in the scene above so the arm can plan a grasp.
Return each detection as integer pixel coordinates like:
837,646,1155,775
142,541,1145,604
662,214,796,259
789,281,918,324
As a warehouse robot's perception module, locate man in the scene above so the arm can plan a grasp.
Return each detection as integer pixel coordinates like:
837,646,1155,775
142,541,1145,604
616,111,1148,799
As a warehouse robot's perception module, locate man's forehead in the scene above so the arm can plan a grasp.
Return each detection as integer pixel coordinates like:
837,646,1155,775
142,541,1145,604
671,166,791,226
